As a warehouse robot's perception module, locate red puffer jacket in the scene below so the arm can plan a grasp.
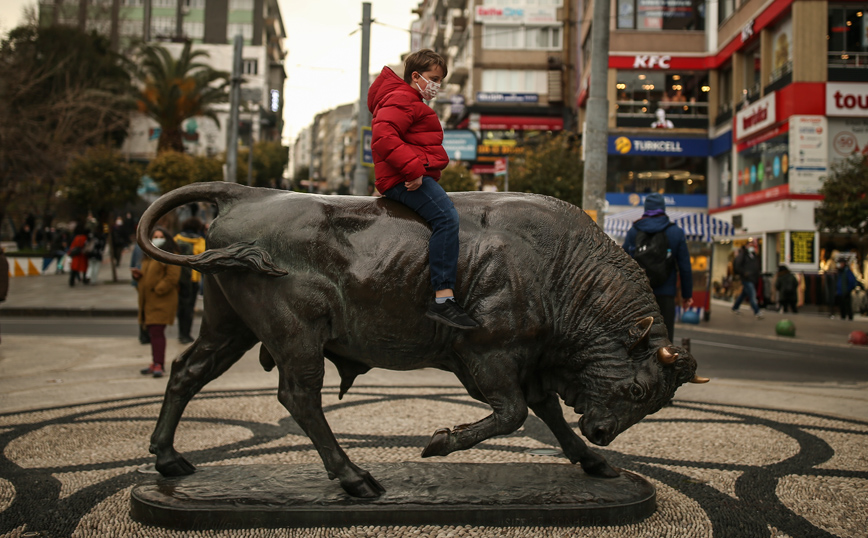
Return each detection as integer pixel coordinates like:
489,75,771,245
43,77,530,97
367,67,449,194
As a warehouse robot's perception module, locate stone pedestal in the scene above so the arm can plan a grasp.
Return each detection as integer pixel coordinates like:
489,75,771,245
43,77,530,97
130,462,655,529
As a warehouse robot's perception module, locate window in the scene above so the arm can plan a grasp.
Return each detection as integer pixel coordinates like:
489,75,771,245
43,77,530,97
183,21,204,39
229,0,253,10
482,69,548,93
242,59,258,75
828,6,868,66
718,0,734,25
742,45,761,101
151,16,177,38
617,0,705,31
607,156,708,195
718,64,732,114
615,70,710,118
185,0,206,8
736,132,788,197
121,19,144,36
482,25,562,50
227,23,253,41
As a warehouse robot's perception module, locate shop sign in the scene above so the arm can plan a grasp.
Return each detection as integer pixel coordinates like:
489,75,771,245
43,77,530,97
789,231,816,265
476,140,525,162
735,92,776,140
442,130,478,161
632,55,671,69
826,83,868,117
829,117,868,165
788,115,827,194
475,6,556,24
450,94,465,116
608,135,710,156
477,92,539,104
606,193,708,208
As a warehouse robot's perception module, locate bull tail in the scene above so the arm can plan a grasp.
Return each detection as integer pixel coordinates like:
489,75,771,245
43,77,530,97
136,182,287,277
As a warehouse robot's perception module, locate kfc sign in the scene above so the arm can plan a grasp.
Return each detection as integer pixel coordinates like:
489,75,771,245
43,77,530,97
736,92,776,140
633,55,671,69
826,83,868,117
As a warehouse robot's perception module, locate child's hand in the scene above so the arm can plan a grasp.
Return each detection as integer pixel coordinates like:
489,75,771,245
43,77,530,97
405,177,423,191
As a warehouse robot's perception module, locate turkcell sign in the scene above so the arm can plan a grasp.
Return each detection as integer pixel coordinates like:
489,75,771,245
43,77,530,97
608,136,709,156
476,92,539,104
442,130,478,161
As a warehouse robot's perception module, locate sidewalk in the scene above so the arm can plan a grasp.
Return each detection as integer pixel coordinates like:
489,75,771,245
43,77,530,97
4,250,867,347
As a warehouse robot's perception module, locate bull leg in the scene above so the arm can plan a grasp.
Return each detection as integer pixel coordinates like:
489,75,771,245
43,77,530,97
271,343,385,498
528,392,619,478
149,282,259,477
421,358,528,457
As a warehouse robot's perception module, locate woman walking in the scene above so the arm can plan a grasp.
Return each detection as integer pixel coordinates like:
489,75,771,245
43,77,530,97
133,227,181,378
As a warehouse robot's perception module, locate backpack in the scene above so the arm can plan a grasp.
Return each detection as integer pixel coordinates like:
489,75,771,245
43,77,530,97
634,223,675,288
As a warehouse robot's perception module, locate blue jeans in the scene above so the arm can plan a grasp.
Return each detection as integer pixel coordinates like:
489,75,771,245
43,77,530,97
732,280,760,314
383,177,459,291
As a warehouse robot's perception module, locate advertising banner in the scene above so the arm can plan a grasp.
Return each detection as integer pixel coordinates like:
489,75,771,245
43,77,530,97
829,117,868,166
788,115,827,194
442,130,478,161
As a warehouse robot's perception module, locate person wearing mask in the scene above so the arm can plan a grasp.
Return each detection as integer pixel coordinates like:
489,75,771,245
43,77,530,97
133,227,181,378
174,217,206,344
622,193,693,342
732,239,764,319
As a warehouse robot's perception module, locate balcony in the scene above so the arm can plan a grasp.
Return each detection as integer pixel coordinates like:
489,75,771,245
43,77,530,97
615,100,709,129
828,52,868,82
446,15,467,47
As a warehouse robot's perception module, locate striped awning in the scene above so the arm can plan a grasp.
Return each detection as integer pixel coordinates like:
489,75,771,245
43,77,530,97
604,208,734,242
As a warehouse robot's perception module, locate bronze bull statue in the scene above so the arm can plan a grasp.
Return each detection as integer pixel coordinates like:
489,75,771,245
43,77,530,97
137,182,707,498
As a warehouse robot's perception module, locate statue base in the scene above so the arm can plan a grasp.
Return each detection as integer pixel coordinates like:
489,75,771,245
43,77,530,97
130,462,655,529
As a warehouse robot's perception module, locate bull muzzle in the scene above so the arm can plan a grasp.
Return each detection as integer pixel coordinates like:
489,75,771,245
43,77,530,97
579,413,618,447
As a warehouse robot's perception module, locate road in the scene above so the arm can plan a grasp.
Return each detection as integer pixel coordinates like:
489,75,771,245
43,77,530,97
3,316,866,384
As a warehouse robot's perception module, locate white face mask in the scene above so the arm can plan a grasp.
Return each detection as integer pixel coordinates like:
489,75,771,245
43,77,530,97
415,74,440,101
152,237,166,248
746,246,756,254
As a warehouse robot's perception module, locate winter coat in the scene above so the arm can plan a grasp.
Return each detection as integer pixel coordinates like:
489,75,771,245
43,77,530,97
0,251,8,302
367,66,449,194
733,247,761,285
622,214,693,299
137,256,181,326
836,266,858,296
68,234,89,273
775,272,798,299
174,232,206,283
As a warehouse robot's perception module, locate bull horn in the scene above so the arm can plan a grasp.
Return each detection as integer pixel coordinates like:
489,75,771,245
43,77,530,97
657,346,679,365
690,375,710,384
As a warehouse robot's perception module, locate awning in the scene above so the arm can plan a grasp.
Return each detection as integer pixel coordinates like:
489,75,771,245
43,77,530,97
457,115,563,131
604,208,734,243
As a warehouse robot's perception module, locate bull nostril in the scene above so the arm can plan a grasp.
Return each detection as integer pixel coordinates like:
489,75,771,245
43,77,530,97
593,426,607,440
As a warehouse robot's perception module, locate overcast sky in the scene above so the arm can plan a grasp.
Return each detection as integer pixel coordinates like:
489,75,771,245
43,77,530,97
0,0,415,144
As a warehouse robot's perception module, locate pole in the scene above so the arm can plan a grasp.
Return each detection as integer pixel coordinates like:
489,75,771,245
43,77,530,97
175,0,183,40
352,2,372,196
247,120,254,186
225,34,243,183
581,0,611,231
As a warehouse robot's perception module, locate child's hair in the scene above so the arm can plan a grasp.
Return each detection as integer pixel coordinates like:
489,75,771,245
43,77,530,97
403,49,448,84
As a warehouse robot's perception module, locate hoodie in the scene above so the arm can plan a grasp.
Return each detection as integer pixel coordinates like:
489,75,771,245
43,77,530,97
622,214,693,298
367,67,449,194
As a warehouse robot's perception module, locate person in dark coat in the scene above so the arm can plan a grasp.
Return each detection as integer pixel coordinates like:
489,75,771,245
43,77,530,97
775,265,799,314
0,247,8,345
367,49,476,330
835,256,858,321
622,193,693,342
731,239,763,318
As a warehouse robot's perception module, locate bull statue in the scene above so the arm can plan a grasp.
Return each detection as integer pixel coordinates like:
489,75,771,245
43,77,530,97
137,182,708,499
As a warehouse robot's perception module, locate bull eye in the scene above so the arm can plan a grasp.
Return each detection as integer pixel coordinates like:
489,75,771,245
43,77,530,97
630,384,644,399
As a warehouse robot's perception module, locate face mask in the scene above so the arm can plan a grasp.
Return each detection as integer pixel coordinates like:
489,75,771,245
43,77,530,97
746,246,755,254
415,74,440,101
152,237,166,248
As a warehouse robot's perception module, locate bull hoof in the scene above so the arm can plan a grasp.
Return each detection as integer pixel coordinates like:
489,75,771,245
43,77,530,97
341,468,386,498
581,456,619,479
421,428,450,458
153,449,196,477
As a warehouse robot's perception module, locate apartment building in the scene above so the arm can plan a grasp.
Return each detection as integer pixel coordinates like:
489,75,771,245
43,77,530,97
578,0,868,309
40,0,287,158
413,0,577,176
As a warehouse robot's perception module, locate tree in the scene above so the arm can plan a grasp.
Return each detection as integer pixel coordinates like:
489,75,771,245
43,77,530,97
0,24,133,231
234,140,289,187
507,133,584,207
147,151,223,193
816,155,868,253
438,162,477,192
64,146,142,281
134,42,230,154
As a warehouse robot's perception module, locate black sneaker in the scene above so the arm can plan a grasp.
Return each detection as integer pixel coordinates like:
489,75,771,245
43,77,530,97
426,299,479,329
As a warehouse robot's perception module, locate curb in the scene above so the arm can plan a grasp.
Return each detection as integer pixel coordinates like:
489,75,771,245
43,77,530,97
678,323,861,350
0,307,139,317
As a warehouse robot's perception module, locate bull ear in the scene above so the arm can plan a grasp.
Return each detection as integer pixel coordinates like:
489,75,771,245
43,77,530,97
627,316,654,351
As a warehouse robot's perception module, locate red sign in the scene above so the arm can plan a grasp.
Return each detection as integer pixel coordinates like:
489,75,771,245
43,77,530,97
493,158,507,176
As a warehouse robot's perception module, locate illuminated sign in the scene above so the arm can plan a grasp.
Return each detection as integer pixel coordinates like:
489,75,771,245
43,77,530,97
632,55,671,69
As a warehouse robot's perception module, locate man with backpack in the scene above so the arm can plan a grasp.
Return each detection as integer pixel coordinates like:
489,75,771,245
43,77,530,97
623,193,693,342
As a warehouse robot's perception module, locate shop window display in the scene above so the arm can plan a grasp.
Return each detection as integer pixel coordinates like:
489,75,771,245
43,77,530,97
607,155,708,195
736,132,788,197
828,6,868,66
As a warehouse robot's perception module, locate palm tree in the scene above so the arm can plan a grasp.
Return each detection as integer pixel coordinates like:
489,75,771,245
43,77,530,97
135,42,230,154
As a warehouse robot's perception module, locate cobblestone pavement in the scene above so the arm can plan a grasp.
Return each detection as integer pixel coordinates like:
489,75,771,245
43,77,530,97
1,372,866,537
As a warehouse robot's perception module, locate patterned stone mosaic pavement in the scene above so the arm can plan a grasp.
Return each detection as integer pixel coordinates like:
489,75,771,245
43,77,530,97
1,385,866,537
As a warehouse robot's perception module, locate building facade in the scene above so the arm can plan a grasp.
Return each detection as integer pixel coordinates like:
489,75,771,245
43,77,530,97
579,0,868,309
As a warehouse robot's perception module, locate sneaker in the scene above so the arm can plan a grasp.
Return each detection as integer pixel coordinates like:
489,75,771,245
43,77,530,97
152,365,164,378
140,364,156,375
426,299,479,329
179,336,194,344
755,312,764,320
731,309,741,315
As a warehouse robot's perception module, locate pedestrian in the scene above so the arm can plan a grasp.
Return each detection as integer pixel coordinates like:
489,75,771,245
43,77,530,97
775,265,799,314
111,216,129,268
133,227,181,378
84,227,106,284
731,239,764,319
622,193,693,342
173,217,206,344
0,247,8,345
835,256,858,321
67,225,89,287
367,49,477,329
130,240,149,345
